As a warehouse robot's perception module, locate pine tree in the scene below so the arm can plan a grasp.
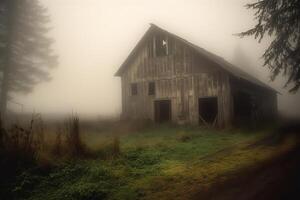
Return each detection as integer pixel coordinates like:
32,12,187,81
239,0,300,92
0,0,57,117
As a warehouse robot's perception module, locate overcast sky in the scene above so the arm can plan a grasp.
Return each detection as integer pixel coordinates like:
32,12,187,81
11,0,300,118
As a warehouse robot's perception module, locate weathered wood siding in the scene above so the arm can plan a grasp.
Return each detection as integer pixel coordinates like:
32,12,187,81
120,32,232,126
230,77,277,124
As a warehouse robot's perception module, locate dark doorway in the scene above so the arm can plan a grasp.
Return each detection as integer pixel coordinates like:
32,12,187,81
154,100,171,123
233,91,255,124
198,97,218,124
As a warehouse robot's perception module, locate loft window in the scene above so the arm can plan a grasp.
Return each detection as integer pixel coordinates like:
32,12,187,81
148,82,155,95
131,83,138,96
148,34,173,58
155,34,168,57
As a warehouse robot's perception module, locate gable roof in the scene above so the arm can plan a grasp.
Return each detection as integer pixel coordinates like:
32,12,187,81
115,24,277,93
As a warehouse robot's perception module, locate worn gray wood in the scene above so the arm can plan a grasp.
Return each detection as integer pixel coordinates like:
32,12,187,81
117,28,277,127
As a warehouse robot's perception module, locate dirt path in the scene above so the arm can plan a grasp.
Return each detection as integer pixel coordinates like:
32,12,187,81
194,146,300,200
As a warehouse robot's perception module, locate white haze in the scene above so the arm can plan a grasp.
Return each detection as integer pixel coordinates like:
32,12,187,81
11,0,300,118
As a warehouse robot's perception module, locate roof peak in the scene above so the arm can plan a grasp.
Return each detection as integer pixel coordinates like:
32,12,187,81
115,24,277,93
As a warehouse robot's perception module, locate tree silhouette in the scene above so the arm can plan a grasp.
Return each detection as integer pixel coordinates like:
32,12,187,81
0,0,57,117
239,0,300,92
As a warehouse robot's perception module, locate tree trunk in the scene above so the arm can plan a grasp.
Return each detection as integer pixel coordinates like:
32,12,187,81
0,0,13,120
0,69,8,119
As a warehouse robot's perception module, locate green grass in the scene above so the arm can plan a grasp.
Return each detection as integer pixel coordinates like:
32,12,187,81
14,124,290,200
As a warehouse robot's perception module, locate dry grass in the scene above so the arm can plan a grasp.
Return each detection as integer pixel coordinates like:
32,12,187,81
2,116,296,200
50,115,101,159
64,115,88,158
0,114,114,199
0,114,45,169
0,114,47,199
51,125,63,157
0,114,107,172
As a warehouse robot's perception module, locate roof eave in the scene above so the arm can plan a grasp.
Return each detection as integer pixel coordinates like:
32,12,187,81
114,23,279,94
114,24,157,77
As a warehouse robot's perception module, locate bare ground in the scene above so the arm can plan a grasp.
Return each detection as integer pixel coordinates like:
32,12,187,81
194,144,300,200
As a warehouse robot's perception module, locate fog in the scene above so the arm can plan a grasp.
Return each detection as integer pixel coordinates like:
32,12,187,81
10,0,300,118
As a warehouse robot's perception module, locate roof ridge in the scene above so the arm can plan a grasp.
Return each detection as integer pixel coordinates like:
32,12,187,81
149,24,277,92
116,23,277,93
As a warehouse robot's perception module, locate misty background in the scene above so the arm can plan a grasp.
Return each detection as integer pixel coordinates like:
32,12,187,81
10,0,300,118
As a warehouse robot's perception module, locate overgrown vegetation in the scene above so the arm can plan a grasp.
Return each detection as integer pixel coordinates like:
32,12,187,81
0,114,98,199
0,117,298,200
0,114,44,199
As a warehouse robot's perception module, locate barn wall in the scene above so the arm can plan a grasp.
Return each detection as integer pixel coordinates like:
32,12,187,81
230,77,277,124
120,32,233,126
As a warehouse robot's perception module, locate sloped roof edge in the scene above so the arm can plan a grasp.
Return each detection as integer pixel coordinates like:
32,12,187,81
115,23,277,93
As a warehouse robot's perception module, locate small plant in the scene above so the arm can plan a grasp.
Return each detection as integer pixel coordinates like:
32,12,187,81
34,114,46,150
52,126,63,157
65,115,88,158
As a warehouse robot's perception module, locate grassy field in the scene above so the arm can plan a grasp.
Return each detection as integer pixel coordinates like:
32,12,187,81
2,122,298,200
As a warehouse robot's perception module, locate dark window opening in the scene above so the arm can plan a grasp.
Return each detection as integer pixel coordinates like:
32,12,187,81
198,97,218,125
233,91,258,125
155,34,168,57
131,83,138,96
148,34,173,58
148,82,155,95
154,100,171,123
234,92,252,117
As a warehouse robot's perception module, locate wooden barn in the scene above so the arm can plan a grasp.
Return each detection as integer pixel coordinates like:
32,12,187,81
115,24,277,127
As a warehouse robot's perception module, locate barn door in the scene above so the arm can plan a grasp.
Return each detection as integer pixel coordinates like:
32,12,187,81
154,100,171,123
198,97,218,125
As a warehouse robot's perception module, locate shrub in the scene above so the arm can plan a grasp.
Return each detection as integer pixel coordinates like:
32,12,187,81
0,114,45,199
1,114,45,169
